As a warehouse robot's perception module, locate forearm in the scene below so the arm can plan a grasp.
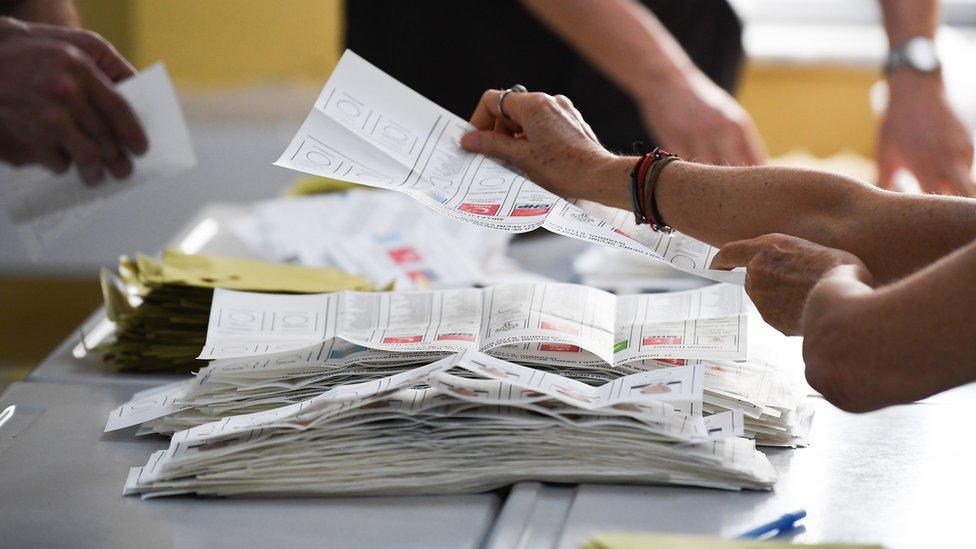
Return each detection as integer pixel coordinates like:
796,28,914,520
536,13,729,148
519,0,696,101
878,0,937,44
592,157,976,283
801,238,976,411
0,0,79,25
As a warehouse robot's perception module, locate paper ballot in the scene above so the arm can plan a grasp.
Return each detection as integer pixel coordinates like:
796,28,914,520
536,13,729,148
274,51,743,285
107,310,810,446
119,351,778,497
0,63,195,256
198,282,748,364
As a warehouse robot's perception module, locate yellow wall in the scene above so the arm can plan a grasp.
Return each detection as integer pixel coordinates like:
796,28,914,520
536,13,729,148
78,0,342,87
738,63,881,159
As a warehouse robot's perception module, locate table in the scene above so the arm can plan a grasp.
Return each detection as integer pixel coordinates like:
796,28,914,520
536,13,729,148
0,381,501,549
19,202,976,548
486,385,976,549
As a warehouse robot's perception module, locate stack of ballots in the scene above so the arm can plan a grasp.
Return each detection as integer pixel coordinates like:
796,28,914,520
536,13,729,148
120,350,776,497
109,283,811,446
98,249,372,373
110,281,806,496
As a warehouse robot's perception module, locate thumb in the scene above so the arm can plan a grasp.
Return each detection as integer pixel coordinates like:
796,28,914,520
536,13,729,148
461,130,523,164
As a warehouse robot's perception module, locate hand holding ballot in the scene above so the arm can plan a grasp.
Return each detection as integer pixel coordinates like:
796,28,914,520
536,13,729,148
0,16,147,183
461,89,623,208
455,78,976,413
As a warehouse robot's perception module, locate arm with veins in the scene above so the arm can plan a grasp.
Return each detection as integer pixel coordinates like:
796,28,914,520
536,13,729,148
592,157,976,285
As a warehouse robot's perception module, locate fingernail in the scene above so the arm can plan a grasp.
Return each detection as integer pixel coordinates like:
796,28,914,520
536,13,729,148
460,132,479,152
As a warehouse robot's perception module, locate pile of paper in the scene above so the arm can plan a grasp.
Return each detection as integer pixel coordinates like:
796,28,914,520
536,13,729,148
195,281,748,363
98,249,372,372
108,288,810,447
121,350,777,497
273,50,743,285
109,282,810,444
229,189,517,289
112,346,811,448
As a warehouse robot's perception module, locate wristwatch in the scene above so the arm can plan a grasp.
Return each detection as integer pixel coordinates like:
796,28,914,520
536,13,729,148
884,36,940,74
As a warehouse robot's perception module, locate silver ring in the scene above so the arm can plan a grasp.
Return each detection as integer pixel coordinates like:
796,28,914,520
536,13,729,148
498,84,527,120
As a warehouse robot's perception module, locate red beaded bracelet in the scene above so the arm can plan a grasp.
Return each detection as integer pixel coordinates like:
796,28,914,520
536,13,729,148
629,146,679,233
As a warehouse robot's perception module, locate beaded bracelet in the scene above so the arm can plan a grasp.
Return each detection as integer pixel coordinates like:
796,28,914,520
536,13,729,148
629,150,653,225
629,145,679,233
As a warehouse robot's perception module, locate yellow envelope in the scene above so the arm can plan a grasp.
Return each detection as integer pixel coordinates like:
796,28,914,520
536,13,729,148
282,176,364,197
136,249,373,293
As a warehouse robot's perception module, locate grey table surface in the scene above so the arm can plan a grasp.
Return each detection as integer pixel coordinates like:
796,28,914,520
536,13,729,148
0,380,501,549
486,385,976,549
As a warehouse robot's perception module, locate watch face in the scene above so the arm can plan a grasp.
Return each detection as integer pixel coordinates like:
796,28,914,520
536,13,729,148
904,37,939,72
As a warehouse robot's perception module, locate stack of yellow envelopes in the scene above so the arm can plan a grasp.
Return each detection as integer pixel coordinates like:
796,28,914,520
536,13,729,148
98,248,372,373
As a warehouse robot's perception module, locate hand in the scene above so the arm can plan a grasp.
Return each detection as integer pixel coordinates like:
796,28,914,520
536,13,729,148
0,17,146,182
638,72,766,166
460,89,631,209
710,233,873,336
878,72,974,196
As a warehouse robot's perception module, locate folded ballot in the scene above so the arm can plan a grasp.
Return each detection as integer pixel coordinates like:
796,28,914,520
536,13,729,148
0,64,196,257
99,249,372,372
121,351,777,497
274,51,743,285
198,282,749,364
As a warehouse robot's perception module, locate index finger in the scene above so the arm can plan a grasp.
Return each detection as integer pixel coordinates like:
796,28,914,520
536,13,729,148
709,237,767,270
469,89,539,129
469,89,502,130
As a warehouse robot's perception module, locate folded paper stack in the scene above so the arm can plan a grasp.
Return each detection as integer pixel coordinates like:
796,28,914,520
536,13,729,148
111,281,812,497
121,351,777,497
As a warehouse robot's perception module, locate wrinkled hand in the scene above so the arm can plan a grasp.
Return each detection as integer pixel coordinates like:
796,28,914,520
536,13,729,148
710,234,873,335
638,73,766,166
0,17,147,182
460,89,629,206
878,72,974,196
